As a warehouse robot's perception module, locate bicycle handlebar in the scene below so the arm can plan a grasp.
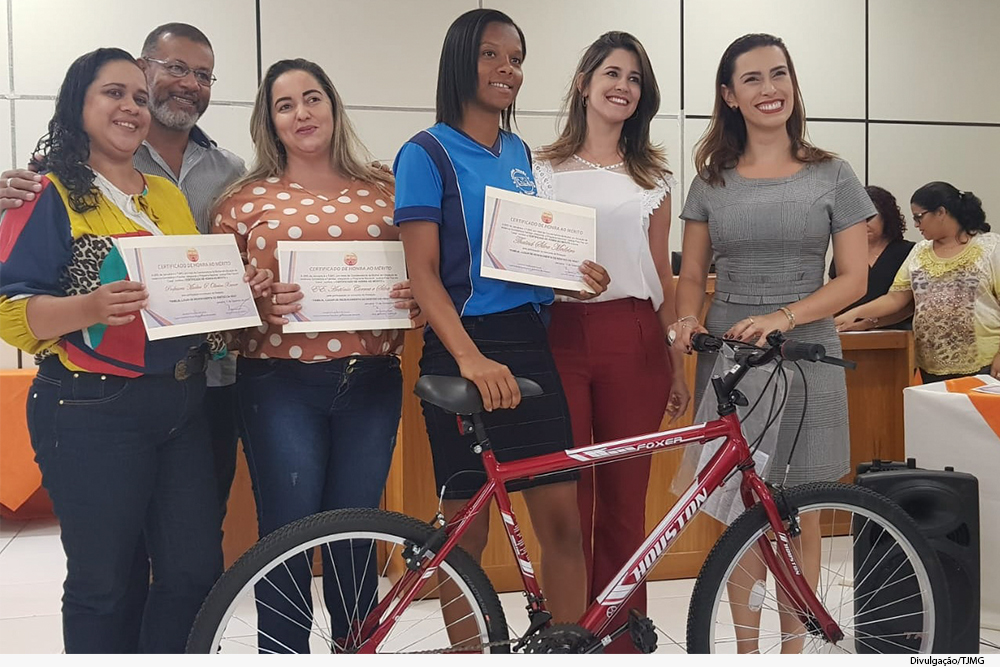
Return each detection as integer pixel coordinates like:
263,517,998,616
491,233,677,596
691,332,856,370
780,339,825,363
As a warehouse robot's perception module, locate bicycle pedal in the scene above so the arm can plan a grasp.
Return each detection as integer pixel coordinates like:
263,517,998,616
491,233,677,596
627,609,657,654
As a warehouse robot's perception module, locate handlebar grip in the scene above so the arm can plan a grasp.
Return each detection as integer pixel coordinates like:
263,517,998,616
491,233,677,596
780,340,826,362
691,333,723,353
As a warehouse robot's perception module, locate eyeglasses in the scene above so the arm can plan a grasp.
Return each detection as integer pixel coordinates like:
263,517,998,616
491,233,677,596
144,58,217,88
913,210,932,225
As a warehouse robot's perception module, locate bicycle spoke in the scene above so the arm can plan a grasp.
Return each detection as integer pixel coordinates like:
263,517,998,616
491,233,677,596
832,572,920,619
382,586,479,645
286,554,320,625
257,569,332,646
310,561,334,647
388,609,479,653
848,627,927,653
853,554,911,618
325,539,362,648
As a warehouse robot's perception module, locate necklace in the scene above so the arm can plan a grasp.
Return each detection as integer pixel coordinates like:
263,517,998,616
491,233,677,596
572,153,624,171
868,240,888,266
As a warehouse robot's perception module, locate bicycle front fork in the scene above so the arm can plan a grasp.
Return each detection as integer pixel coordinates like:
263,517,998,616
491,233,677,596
741,475,845,644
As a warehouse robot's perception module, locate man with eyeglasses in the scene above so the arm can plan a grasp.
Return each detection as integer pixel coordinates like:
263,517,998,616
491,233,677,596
0,23,245,523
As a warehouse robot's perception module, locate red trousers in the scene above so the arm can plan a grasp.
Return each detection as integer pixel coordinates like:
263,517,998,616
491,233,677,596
547,298,672,653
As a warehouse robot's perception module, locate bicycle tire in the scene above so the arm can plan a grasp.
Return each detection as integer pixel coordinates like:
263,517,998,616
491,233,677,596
687,482,951,654
186,508,509,654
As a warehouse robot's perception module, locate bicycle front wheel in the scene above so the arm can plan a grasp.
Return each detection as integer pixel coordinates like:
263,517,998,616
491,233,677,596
186,508,509,654
687,482,950,654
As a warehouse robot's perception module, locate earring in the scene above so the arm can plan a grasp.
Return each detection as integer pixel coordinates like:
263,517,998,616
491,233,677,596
582,96,588,108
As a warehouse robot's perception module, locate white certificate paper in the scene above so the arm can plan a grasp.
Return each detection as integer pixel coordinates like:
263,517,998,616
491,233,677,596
277,240,411,333
115,235,261,341
481,186,597,292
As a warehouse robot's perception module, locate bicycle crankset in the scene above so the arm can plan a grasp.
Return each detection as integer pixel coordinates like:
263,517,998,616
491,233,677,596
521,624,601,654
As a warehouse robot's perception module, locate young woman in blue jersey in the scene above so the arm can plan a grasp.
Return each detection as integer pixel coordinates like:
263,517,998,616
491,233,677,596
393,8,609,624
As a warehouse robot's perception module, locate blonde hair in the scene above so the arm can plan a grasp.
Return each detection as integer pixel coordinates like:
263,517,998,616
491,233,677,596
534,32,670,190
221,59,391,201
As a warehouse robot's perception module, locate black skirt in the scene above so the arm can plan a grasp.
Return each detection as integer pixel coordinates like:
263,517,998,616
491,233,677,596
419,305,578,500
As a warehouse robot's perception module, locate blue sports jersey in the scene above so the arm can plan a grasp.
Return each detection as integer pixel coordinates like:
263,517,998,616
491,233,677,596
393,123,554,317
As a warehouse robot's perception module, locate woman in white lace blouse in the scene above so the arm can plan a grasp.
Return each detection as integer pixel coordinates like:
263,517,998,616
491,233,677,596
533,31,689,654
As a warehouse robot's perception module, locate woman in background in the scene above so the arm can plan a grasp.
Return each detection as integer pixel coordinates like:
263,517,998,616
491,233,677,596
831,184,914,329
837,182,997,383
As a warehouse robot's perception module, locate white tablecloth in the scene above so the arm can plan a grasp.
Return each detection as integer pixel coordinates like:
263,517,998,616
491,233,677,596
904,376,1000,630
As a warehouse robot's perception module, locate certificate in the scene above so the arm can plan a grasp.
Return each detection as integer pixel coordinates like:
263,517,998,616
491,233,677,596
277,240,411,333
115,234,261,341
481,186,597,292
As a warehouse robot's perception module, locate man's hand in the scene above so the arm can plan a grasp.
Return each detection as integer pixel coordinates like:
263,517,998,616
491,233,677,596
1,169,43,210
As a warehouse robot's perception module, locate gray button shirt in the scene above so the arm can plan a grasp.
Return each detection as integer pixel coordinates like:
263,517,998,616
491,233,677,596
133,126,246,386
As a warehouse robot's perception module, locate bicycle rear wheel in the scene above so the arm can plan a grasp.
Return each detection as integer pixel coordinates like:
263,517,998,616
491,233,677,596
186,508,508,654
687,482,950,654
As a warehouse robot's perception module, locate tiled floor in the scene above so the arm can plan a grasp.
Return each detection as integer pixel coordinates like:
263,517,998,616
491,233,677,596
1,516,998,654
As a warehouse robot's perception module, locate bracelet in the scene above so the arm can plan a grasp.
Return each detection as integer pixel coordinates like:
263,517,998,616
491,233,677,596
865,316,879,326
677,315,699,329
778,306,796,331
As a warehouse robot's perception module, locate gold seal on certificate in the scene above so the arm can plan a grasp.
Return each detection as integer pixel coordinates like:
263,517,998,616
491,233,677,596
115,234,261,341
277,240,410,333
481,186,597,292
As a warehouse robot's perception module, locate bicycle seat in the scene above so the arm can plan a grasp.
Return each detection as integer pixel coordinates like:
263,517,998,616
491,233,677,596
414,375,543,415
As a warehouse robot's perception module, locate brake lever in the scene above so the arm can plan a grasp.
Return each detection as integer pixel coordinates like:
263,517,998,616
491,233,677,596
821,355,857,370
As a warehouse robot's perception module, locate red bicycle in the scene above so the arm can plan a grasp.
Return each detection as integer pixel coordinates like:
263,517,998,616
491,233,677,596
187,332,950,654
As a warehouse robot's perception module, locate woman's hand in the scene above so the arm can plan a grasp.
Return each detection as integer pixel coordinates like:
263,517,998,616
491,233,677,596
835,309,876,332
991,353,1000,380
558,261,611,301
84,280,148,326
244,265,273,299
667,317,708,354
457,352,521,412
725,311,791,347
664,373,691,423
390,280,425,328
261,281,303,326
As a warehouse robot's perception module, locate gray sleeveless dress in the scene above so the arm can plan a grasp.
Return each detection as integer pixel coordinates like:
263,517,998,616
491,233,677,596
681,159,876,485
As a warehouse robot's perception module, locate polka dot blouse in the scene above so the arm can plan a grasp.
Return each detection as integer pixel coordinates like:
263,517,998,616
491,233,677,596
213,175,404,361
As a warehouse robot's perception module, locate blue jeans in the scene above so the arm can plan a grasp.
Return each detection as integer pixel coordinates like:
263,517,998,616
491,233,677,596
27,359,223,653
204,383,239,513
236,355,402,653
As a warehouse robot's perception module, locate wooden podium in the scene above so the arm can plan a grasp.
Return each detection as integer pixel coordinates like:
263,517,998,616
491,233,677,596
838,330,916,479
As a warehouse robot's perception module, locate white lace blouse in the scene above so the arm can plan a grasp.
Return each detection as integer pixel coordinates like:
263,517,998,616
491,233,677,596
533,158,674,309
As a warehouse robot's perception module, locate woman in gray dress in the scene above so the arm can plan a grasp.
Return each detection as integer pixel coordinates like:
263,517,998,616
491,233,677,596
668,33,873,653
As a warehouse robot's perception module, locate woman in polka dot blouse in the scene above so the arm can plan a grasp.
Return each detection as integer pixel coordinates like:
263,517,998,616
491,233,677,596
212,58,417,654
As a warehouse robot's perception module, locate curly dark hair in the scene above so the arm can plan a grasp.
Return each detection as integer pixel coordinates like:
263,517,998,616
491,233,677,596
865,185,906,242
30,47,139,213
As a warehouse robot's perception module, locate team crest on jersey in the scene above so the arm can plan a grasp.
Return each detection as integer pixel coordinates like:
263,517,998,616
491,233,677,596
510,168,536,195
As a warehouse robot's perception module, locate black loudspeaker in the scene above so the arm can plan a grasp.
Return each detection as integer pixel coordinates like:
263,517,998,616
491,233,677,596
854,459,980,653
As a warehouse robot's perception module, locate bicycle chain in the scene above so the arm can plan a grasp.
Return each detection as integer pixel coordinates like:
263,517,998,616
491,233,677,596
408,637,520,654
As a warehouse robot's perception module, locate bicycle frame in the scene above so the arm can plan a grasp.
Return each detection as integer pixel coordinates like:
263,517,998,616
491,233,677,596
360,409,844,651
